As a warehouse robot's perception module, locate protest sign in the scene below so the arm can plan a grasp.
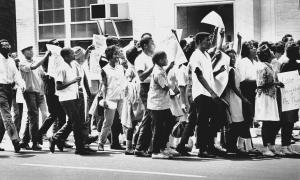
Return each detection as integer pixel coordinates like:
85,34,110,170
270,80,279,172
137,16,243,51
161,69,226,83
93,34,106,49
201,11,225,28
213,52,230,97
277,70,300,112
46,44,64,78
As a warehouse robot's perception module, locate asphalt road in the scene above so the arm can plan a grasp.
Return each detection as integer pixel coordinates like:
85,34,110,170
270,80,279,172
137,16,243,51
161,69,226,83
0,141,299,180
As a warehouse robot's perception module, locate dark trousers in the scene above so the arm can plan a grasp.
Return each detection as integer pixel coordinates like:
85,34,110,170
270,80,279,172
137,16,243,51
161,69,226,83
23,91,41,144
177,101,197,148
135,83,152,151
12,90,23,133
123,121,138,141
194,95,227,153
240,81,256,124
37,94,66,144
261,121,280,146
53,98,86,150
0,85,20,143
277,109,298,146
227,121,251,150
150,109,175,154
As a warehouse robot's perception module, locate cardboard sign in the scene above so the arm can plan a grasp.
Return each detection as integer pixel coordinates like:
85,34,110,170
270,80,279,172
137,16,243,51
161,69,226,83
46,44,64,78
277,70,300,112
213,52,230,97
92,34,107,49
201,11,225,28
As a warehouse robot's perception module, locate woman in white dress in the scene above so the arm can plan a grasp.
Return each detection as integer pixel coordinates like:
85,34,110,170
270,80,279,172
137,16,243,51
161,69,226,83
255,45,285,157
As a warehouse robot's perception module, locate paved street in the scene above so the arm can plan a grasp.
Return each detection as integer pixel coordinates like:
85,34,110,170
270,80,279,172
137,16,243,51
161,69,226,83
1,135,299,180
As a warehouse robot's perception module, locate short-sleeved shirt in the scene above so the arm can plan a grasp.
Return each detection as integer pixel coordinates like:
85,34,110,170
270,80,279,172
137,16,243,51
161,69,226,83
19,58,44,93
101,64,126,101
236,57,258,82
55,61,79,102
189,49,215,99
134,52,153,83
147,65,170,110
176,64,189,87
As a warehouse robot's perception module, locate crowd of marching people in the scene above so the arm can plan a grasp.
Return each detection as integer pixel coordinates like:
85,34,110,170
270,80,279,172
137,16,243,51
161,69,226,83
0,27,300,158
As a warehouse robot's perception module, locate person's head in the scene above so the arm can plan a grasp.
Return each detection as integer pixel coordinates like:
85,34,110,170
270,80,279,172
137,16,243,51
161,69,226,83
225,48,237,67
60,48,74,63
152,51,168,67
21,46,34,60
179,39,187,49
257,44,272,63
126,47,141,65
282,34,294,44
195,32,211,51
105,45,123,66
184,40,195,61
140,37,155,55
271,41,285,59
286,42,300,62
106,36,119,47
141,32,152,39
241,41,257,59
73,46,86,65
10,52,18,59
0,39,11,58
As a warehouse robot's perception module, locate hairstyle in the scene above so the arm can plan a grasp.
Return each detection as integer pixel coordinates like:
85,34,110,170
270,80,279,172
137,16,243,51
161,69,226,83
258,41,273,48
152,51,167,65
179,39,187,49
0,39,8,44
126,47,142,65
139,37,153,50
249,40,258,49
60,48,73,59
271,41,285,55
286,42,299,61
195,32,210,46
282,34,293,43
257,44,271,62
106,36,119,47
105,45,119,60
141,32,152,39
183,40,195,61
241,41,251,58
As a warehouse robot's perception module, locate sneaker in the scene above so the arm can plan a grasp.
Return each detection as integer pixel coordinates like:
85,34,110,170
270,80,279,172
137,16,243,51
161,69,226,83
32,144,42,151
281,146,293,156
151,153,170,159
12,140,21,153
269,145,284,156
98,143,104,151
162,149,174,158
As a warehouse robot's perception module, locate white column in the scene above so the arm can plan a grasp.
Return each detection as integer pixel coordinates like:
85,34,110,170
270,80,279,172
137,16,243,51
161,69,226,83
64,0,71,47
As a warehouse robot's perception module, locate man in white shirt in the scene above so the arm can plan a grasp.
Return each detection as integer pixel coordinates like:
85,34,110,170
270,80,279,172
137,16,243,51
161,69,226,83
48,48,91,155
133,36,155,156
19,45,51,150
0,39,25,152
190,32,227,158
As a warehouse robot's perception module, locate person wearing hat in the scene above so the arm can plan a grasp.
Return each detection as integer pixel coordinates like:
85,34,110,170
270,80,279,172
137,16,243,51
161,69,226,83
0,39,25,152
19,45,51,150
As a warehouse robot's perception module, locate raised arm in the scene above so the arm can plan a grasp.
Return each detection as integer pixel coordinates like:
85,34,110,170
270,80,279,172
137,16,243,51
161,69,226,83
30,51,51,70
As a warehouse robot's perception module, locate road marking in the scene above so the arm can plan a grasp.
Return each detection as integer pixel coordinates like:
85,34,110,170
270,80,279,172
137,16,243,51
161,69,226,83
21,163,206,178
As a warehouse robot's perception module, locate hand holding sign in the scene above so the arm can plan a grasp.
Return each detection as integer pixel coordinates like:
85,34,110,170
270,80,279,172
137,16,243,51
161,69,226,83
201,11,225,28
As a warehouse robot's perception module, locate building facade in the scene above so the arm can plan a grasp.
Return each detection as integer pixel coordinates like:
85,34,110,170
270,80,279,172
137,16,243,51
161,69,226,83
15,0,300,54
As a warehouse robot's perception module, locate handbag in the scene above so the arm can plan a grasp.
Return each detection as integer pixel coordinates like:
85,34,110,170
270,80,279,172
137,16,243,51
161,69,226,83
171,120,186,138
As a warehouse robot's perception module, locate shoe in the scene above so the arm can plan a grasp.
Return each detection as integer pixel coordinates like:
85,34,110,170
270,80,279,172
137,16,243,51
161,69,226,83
0,147,4,151
197,151,216,158
269,145,284,156
32,144,42,151
125,149,134,155
49,137,56,153
86,135,98,145
110,144,125,150
287,145,300,155
98,143,104,151
134,150,151,157
151,153,170,159
56,140,64,152
247,148,262,155
19,142,31,150
161,149,174,158
12,140,21,153
63,142,73,148
208,146,227,156
165,147,180,157
176,145,191,156
75,149,91,155
262,147,275,157
281,146,293,156
84,146,97,153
